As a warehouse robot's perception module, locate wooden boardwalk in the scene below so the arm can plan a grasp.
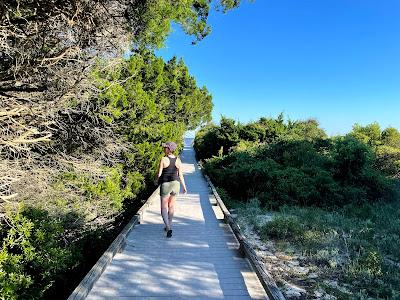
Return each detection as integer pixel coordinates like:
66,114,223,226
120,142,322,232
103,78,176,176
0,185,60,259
85,141,268,299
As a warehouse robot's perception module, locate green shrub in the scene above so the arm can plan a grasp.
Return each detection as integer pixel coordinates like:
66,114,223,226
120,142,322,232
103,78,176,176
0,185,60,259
332,136,373,184
349,123,400,178
260,215,303,240
194,114,327,160
194,124,221,160
346,249,385,293
0,206,76,299
215,187,238,209
197,119,399,209
375,145,400,178
82,166,144,210
201,134,396,208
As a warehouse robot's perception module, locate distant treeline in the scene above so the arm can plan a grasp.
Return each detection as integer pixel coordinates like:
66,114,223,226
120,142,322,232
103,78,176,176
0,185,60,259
195,115,399,208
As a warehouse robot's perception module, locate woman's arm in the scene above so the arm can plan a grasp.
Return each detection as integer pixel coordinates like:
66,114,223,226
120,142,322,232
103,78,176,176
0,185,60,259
176,158,187,193
156,157,164,184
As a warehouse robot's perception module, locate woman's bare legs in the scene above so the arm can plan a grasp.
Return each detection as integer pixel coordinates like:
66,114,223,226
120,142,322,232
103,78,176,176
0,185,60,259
160,196,170,230
167,194,176,228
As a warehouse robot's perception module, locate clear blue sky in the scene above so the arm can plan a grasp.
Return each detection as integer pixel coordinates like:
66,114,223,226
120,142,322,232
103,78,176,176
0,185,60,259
157,0,400,136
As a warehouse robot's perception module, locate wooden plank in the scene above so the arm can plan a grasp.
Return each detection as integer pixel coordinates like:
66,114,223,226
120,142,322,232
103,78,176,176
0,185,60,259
67,187,160,300
204,175,286,300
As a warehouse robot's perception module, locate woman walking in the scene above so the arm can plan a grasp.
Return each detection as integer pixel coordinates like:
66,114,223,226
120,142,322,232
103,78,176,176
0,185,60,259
157,141,187,238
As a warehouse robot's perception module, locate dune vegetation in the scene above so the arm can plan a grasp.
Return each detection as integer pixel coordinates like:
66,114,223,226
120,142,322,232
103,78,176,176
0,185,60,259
195,116,400,298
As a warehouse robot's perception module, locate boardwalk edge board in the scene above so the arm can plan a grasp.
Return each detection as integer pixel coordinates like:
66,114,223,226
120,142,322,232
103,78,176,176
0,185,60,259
67,187,160,300
204,174,286,300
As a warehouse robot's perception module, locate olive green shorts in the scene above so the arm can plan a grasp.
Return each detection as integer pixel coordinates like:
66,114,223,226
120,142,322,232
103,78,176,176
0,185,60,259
160,180,180,197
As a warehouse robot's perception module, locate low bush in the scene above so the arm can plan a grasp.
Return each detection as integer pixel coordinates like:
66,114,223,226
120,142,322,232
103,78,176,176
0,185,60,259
0,206,77,299
260,215,303,239
349,123,400,178
203,136,396,208
194,114,327,160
